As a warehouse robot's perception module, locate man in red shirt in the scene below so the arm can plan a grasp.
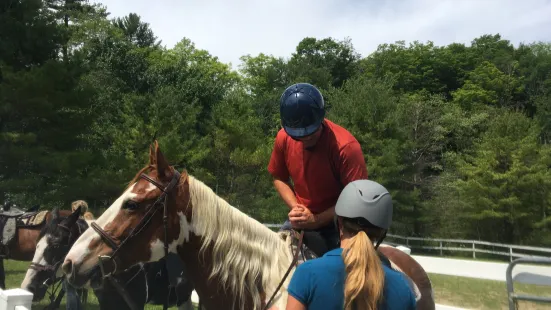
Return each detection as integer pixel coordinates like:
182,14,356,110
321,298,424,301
268,83,368,257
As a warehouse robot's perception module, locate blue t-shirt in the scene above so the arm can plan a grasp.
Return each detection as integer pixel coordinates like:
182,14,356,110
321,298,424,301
287,248,416,310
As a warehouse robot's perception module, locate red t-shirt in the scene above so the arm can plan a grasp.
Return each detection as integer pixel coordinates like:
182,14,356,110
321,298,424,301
267,119,368,214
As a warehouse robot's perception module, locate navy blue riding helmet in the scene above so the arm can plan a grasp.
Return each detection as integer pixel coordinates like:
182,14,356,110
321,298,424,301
279,83,326,138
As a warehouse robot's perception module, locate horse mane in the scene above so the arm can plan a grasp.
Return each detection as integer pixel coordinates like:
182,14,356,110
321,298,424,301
187,175,293,310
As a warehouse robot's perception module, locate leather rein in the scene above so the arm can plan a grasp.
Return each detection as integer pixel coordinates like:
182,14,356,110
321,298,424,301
263,230,304,310
90,170,181,310
88,168,303,310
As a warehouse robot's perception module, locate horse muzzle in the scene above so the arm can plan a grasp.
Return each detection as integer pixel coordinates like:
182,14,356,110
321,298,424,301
62,258,96,289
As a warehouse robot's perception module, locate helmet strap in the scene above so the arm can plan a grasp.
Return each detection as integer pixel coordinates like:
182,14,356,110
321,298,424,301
374,230,387,249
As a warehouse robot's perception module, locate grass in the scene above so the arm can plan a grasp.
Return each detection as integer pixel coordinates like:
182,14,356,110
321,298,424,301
4,260,550,310
3,260,191,309
429,273,551,309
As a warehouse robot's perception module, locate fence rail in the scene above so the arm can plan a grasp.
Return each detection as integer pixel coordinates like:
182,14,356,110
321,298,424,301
385,233,551,261
0,288,33,310
506,257,551,309
262,223,551,261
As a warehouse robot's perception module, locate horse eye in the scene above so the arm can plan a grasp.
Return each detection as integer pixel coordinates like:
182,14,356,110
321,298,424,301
124,200,139,210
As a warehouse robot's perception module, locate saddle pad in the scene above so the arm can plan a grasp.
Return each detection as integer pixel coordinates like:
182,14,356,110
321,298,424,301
19,210,48,226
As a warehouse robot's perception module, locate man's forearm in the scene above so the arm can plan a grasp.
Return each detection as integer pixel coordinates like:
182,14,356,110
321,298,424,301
314,206,336,227
273,178,297,210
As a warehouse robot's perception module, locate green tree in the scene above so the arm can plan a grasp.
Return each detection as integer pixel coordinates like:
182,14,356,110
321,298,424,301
112,13,160,48
288,37,361,89
238,53,290,136
0,0,62,69
433,111,551,245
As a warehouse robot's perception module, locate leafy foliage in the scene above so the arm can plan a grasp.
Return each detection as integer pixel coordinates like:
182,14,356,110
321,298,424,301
1,0,550,246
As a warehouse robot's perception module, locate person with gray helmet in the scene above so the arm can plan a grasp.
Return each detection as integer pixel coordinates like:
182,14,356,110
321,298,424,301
286,180,416,310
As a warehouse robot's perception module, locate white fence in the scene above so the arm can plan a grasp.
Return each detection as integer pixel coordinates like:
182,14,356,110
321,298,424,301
385,233,551,261
0,289,32,310
263,223,551,261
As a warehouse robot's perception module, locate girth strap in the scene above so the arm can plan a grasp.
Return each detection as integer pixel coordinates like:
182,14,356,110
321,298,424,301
264,230,304,310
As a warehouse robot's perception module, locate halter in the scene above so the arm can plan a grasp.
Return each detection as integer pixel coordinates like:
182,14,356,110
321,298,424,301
29,221,84,309
90,170,182,310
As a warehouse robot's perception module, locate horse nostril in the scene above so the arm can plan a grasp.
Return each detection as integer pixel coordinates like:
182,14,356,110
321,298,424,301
62,259,73,275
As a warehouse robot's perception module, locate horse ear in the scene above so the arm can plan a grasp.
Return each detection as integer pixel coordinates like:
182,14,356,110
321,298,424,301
149,142,156,165
73,205,82,217
154,141,171,180
52,208,60,219
65,206,81,226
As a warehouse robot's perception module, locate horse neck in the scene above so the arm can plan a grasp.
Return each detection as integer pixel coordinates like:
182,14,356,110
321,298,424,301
181,176,293,310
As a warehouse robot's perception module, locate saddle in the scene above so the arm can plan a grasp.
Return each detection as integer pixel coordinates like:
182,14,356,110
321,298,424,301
0,207,48,258
0,206,26,218
277,230,422,302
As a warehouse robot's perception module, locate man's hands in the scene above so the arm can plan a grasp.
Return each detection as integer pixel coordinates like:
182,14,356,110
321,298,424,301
288,203,319,230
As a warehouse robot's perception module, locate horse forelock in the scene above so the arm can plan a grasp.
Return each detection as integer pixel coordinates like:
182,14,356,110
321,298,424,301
187,175,293,310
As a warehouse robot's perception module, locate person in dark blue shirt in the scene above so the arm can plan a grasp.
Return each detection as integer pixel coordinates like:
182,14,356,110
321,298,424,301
286,180,416,310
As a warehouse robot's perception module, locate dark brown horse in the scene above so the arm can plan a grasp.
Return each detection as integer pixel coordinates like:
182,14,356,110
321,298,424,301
0,207,72,288
61,141,435,310
379,245,435,310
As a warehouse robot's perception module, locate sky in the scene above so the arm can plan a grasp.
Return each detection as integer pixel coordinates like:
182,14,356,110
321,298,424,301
98,0,551,70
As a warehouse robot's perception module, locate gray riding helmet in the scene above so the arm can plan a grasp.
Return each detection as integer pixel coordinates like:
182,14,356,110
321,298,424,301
335,179,393,229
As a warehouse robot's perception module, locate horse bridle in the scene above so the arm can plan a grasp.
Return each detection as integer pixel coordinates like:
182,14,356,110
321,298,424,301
87,168,306,310
30,222,83,308
90,169,181,310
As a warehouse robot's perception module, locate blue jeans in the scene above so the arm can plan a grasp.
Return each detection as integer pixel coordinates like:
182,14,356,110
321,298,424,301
280,219,340,257
63,280,82,310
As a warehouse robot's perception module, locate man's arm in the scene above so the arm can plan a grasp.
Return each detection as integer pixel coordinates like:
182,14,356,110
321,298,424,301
290,205,334,230
273,178,298,211
268,131,297,211
285,295,306,310
313,205,335,228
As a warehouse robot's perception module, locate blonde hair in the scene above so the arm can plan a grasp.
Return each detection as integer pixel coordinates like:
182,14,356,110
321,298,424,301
83,211,95,220
71,200,88,215
187,176,292,310
341,220,385,310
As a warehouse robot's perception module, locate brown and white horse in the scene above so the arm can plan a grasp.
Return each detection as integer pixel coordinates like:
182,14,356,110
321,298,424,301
61,141,435,310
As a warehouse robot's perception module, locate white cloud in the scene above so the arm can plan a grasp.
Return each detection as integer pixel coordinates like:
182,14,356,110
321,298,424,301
97,0,551,69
